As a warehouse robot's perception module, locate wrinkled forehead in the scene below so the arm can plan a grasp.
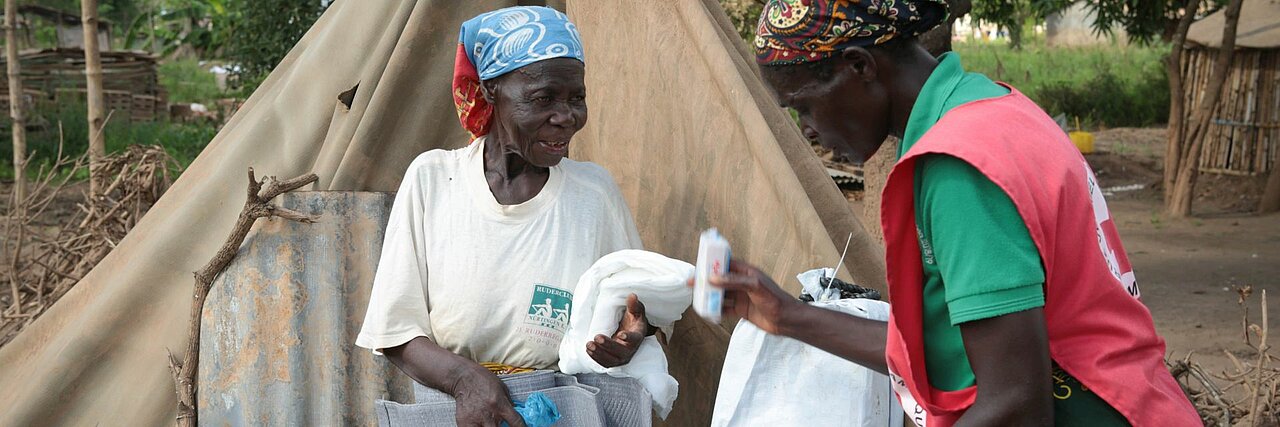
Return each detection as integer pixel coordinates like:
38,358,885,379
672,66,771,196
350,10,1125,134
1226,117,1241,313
490,58,586,92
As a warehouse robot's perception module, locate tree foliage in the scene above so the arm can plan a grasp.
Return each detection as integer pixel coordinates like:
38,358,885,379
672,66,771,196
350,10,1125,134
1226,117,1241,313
971,0,1228,46
121,0,230,57
720,0,765,44
970,0,1072,48
1083,0,1224,43
221,0,327,93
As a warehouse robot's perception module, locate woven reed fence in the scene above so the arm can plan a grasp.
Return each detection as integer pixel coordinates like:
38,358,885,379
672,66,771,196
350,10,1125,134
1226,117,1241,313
1181,47,1279,176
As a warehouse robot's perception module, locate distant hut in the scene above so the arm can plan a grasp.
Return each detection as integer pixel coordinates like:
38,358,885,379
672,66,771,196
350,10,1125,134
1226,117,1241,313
1181,0,1280,176
5,5,113,50
0,6,163,124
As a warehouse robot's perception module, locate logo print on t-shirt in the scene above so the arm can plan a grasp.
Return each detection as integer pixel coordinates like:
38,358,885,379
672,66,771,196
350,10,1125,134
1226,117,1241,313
916,227,936,265
526,284,573,332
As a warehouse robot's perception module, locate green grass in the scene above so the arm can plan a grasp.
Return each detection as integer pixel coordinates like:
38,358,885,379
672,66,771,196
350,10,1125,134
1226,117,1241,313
953,40,1171,128
1,102,217,181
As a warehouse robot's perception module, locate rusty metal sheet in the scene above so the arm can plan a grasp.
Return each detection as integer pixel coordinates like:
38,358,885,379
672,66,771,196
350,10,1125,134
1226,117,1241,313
198,191,412,426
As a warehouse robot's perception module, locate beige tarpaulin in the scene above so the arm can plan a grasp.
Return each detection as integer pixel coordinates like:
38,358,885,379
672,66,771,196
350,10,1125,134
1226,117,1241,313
571,2,885,424
0,1,885,426
1186,0,1280,49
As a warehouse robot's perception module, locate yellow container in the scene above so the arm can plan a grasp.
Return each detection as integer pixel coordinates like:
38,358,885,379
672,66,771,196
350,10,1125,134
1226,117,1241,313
1069,131,1095,154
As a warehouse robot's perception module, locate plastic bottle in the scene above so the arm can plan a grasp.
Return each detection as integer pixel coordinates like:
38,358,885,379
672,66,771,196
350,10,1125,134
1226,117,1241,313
694,228,730,323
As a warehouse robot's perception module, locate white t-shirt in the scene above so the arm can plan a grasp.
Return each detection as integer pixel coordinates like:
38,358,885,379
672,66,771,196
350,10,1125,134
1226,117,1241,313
356,138,643,369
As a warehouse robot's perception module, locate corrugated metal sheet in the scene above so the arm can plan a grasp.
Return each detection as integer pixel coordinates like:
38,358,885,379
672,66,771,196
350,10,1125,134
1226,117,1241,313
826,167,864,187
198,191,412,426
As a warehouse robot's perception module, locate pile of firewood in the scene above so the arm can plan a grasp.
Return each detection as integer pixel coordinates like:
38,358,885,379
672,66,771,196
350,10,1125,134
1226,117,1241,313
1170,286,1279,427
0,143,175,347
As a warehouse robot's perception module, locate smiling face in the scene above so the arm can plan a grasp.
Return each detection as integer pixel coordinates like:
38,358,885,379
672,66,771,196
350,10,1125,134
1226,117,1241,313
761,52,893,165
483,58,587,168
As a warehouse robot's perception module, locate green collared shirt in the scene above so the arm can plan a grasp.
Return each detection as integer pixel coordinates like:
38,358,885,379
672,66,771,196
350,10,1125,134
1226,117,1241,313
900,53,1127,425
901,51,1042,391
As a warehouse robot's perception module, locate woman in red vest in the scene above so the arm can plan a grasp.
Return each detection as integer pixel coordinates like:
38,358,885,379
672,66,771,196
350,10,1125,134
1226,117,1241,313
708,0,1199,425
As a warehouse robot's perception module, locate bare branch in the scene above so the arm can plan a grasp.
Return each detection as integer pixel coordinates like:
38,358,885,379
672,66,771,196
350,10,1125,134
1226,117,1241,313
258,173,319,201
169,168,319,427
266,206,321,223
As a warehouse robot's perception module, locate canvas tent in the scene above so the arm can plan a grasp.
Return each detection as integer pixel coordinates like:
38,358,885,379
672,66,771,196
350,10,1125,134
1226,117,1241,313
0,1,885,426
1180,0,1280,175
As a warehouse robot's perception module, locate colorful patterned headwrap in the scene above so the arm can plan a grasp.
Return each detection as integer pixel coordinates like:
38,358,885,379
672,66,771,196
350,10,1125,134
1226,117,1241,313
754,0,948,66
453,6,585,139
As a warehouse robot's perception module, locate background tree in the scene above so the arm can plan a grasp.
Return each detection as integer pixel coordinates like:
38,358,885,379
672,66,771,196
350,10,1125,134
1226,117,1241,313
121,0,230,58
5,0,24,206
1163,0,1199,206
1085,0,1215,43
82,0,106,198
720,0,765,43
970,0,1072,49
222,0,328,94
1165,0,1243,217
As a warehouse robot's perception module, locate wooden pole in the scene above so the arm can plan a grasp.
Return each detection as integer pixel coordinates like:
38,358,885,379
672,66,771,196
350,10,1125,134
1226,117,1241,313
5,0,25,207
1164,0,1200,204
1168,0,1245,218
81,0,106,199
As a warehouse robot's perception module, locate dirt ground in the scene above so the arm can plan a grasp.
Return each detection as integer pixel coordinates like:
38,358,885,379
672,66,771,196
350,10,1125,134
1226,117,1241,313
1086,128,1280,387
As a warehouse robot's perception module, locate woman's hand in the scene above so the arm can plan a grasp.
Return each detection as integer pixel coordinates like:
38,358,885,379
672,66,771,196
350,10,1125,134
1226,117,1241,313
449,366,526,427
383,338,525,427
690,258,891,373
586,293,649,368
697,257,801,335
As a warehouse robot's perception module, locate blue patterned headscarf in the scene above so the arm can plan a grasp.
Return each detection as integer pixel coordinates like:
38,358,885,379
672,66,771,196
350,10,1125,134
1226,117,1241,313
453,6,585,138
460,6,584,80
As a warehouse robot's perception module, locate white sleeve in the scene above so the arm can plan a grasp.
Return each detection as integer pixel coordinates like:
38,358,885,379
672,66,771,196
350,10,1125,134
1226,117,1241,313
356,160,433,355
608,184,644,252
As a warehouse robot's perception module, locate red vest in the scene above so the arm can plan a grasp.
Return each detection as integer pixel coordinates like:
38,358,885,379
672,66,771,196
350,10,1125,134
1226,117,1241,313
880,89,1198,426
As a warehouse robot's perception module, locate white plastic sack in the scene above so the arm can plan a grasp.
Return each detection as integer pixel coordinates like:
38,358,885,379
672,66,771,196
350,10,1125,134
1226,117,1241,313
557,250,694,420
711,297,902,427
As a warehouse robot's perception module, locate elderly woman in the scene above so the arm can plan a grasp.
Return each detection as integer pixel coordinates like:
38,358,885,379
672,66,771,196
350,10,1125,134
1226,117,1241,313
357,6,651,426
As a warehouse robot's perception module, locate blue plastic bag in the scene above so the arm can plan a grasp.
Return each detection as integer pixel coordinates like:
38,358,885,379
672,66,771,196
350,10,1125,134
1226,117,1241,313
503,392,560,427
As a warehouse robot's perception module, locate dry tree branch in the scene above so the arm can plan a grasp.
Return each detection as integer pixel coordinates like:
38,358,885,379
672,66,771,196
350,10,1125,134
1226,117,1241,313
1171,285,1278,426
1190,360,1233,426
1,143,178,347
166,168,318,426
1248,290,1270,426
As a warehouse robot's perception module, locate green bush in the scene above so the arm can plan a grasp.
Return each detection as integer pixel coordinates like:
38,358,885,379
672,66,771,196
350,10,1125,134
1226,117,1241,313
1035,67,1169,128
0,102,218,181
159,59,226,105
